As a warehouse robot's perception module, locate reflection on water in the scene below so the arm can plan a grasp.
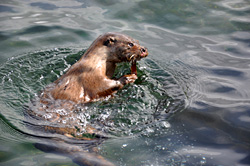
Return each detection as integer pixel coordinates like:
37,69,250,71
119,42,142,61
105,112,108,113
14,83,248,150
0,0,250,165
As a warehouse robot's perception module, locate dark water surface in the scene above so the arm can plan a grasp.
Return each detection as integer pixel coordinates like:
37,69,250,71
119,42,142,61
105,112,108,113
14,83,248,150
1,0,250,165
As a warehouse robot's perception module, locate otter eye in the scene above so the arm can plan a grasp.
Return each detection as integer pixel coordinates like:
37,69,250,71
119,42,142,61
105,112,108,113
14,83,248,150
128,43,134,47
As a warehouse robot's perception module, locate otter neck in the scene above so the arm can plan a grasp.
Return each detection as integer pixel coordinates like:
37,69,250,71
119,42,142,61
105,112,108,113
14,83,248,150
106,62,116,78
79,46,114,76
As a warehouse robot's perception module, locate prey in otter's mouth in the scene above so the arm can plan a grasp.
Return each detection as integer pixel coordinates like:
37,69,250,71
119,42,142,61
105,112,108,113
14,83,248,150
41,32,148,104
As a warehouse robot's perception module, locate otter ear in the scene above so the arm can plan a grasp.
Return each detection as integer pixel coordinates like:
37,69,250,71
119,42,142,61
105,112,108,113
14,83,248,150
103,37,117,46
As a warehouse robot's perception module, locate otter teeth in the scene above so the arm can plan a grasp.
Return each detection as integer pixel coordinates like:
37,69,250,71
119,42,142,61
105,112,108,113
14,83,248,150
128,54,136,61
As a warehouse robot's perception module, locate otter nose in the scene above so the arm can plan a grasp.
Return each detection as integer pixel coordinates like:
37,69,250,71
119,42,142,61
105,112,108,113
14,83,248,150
140,47,148,58
141,47,146,53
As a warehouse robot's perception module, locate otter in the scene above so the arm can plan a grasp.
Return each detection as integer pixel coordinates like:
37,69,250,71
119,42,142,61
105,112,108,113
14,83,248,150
27,32,148,166
40,32,148,104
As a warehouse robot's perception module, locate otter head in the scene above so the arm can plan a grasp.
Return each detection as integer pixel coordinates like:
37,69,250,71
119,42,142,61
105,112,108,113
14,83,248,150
102,32,148,63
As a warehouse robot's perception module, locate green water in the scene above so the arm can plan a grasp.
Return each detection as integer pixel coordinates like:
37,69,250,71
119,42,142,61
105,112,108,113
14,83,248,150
1,0,250,165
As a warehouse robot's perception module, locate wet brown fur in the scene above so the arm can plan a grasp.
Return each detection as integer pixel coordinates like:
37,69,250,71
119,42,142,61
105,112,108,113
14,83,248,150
41,32,148,104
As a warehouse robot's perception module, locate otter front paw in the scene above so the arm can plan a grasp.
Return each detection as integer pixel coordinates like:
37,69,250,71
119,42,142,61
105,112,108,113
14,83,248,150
119,74,138,85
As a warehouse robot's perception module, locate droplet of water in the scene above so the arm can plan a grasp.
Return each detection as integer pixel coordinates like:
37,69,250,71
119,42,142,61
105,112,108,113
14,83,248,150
40,75,44,80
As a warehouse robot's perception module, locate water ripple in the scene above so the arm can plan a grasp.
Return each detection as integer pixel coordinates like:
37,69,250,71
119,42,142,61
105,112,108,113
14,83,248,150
0,48,186,140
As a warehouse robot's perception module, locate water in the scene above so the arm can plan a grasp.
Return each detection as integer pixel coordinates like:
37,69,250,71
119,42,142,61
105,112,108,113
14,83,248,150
0,0,250,165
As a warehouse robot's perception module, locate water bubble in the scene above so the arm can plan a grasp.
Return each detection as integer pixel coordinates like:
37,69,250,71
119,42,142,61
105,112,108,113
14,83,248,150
146,127,154,133
160,121,171,128
122,144,128,148
200,157,206,165
54,48,59,51
43,113,52,119
39,75,44,80
55,109,68,116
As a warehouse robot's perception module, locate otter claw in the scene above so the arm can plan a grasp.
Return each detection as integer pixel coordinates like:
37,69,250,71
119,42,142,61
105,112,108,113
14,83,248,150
119,74,137,85
125,74,137,84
